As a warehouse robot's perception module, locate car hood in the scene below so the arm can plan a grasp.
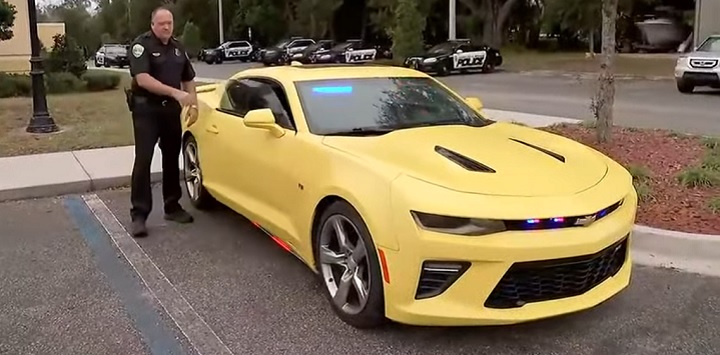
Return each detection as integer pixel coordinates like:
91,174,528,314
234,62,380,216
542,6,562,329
685,51,720,58
322,123,609,197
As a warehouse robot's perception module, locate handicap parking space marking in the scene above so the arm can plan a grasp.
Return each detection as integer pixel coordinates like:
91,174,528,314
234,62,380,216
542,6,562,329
78,193,234,355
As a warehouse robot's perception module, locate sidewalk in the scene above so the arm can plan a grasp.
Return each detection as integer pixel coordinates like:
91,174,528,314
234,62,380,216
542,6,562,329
0,145,182,201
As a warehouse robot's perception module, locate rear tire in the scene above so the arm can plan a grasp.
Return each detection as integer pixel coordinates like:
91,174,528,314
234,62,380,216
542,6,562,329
182,136,216,210
314,201,387,329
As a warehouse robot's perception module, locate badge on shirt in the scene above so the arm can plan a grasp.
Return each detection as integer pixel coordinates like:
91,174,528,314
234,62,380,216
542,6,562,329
175,48,181,56
132,44,144,58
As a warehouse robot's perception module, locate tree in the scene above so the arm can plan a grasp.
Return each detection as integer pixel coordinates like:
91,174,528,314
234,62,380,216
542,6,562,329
592,0,619,143
180,21,202,58
390,0,426,61
0,0,17,41
457,0,520,47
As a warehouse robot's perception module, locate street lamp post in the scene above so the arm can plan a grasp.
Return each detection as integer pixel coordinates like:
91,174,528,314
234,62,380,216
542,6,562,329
218,0,224,44
448,0,456,40
25,0,58,134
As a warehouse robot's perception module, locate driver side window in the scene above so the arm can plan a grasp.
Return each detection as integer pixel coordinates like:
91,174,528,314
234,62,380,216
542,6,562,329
218,78,295,130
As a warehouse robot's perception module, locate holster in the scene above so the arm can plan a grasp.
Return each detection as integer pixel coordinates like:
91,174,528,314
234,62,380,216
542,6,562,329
124,87,134,112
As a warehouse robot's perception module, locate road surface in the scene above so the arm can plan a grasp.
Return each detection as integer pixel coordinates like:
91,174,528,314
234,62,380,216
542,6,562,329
2,187,719,355
189,61,720,136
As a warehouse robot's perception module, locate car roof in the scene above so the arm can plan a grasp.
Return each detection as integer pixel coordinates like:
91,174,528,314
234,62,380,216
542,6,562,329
231,64,429,82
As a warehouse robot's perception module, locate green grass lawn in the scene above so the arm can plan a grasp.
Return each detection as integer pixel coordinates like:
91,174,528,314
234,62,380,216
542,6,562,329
0,71,215,158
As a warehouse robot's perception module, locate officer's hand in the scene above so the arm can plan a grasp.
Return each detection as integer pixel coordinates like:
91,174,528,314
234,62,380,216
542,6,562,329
185,106,198,127
172,90,194,107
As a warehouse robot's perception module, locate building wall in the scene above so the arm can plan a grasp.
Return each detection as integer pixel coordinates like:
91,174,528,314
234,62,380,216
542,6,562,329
0,0,65,73
696,0,720,46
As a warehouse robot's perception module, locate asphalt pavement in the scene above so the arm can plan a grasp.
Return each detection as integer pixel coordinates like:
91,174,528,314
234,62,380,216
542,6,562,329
2,185,720,355
190,61,720,136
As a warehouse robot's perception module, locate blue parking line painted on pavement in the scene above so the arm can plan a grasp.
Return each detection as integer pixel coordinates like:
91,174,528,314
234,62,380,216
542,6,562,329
63,195,187,355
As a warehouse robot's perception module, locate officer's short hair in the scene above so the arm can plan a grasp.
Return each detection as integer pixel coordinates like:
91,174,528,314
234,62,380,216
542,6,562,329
151,6,172,20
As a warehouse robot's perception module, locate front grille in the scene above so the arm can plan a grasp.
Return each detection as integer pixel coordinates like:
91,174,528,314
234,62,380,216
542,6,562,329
690,59,718,69
484,236,628,309
415,261,470,299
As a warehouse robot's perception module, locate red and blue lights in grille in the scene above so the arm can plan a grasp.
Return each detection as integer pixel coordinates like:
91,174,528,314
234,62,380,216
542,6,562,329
506,199,624,231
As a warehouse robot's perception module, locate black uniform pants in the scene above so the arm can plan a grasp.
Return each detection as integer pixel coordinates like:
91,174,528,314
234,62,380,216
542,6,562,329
130,100,183,221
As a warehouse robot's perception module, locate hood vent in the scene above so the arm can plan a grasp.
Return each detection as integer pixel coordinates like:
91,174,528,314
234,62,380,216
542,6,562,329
435,146,496,173
509,138,565,163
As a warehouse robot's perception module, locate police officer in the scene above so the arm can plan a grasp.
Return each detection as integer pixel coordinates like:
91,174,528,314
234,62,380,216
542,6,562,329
127,6,197,237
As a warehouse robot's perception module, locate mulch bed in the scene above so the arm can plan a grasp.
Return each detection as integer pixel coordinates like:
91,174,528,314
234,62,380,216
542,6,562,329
542,123,720,235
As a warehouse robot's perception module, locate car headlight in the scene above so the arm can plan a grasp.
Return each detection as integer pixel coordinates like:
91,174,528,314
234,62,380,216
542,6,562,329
423,58,437,64
411,211,506,236
676,56,689,67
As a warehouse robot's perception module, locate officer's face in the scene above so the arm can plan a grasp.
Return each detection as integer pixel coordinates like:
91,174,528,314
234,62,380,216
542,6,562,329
151,10,174,41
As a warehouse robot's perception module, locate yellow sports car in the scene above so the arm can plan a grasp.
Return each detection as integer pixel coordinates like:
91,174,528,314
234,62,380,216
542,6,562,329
180,63,637,329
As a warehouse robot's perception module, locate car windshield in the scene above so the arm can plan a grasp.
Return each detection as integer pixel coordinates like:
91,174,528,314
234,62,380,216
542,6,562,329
273,39,292,48
106,46,126,54
294,77,494,135
697,37,720,52
331,42,355,51
427,42,457,54
305,42,325,51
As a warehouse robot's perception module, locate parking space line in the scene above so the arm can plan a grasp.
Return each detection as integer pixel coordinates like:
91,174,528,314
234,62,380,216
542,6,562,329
81,193,234,355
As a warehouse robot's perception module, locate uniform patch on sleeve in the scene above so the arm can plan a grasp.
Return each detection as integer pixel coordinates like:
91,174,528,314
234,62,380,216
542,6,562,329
132,44,145,58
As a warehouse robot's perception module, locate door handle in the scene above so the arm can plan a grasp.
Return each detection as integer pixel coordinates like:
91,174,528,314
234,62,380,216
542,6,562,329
206,125,219,134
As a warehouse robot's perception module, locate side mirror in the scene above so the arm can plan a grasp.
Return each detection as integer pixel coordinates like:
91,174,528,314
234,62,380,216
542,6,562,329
465,97,483,111
244,108,285,138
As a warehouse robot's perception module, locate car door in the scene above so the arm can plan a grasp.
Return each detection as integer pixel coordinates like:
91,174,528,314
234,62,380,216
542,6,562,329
197,79,253,204
345,41,377,63
212,77,303,243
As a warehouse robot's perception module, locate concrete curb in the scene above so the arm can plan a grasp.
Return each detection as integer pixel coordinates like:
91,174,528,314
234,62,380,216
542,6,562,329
631,225,720,277
514,69,674,81
0,146,179,202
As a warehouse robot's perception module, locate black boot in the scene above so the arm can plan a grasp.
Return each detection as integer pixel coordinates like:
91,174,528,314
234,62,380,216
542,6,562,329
131,218,148,237
164,209,194,224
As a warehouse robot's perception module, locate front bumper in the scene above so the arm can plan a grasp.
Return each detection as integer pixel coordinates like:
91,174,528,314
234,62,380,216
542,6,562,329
380,177,637,326
675,58,720,86
108,57,129,67
404,57,441,73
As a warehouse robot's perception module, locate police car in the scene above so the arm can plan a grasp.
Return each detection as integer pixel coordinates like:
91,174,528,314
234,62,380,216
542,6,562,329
294,40,336,64
94,44,129,68
201,41,254,64
674,34,720,94
307,39,378,64
403,39,502,76
261,37,316,66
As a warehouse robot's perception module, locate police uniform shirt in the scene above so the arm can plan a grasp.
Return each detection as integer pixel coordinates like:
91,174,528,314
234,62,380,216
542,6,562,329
128,31,196,99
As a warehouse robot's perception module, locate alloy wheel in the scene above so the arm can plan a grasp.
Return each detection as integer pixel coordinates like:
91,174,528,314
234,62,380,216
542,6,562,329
183,141,202,200
318,215,372,315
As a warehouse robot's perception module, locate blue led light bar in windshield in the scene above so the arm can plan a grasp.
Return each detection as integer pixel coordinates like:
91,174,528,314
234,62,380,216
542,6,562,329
312,86,353,94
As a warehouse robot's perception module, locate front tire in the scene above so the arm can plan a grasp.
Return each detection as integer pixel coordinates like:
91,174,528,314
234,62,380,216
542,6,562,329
314,201,387,329
677,80,694,94
182,136,215,210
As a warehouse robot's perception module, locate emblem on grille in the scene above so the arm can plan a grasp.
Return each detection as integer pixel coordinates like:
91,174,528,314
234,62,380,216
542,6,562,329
574,214,597,227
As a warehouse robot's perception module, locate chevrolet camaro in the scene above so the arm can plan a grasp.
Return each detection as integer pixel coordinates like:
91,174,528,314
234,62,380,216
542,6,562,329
179,63,637,329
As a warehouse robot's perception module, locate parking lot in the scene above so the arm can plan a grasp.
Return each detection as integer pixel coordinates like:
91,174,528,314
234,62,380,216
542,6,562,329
2,185,720,355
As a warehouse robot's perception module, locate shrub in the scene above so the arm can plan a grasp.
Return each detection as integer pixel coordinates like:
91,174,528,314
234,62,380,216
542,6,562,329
46,72,85,94
81,71,121,91
44,34,87,77
0,71,121,97
0,73,31,97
